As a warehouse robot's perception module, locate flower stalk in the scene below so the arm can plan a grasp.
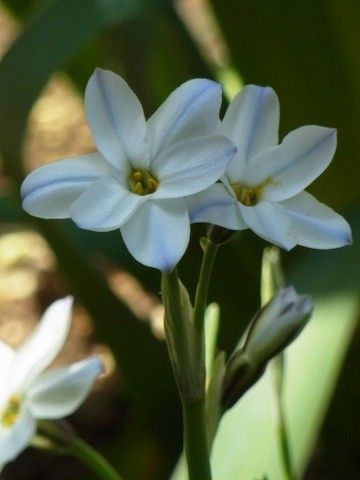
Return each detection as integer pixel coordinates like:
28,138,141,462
261,247,295,480
37,420,123,480
70,437,123,480
162,267,213,479
162,240,220,480
194,239,219,332
161,269,201,398
181,398,212,480
271,356,296,480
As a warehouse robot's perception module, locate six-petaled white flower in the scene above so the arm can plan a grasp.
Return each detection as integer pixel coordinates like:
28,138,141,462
21,69,237,271
187,85,352,250
0,297,102,465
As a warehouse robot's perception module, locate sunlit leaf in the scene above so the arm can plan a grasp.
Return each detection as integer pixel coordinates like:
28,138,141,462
209,210,360,479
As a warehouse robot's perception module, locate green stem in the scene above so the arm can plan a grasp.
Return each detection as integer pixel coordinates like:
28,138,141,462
182,398,212,480
70,437,123,480
193,240,219,332
262,248,294,479
162,241,219,480
162,269,196,395
272,356,296,480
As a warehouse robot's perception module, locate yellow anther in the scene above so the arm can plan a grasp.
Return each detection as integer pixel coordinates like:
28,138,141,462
133,171,143,182
128,168,159,196
1,395,21,428
232,177,274,206
134,182,144,196
147,178,159,193
232,184,242,199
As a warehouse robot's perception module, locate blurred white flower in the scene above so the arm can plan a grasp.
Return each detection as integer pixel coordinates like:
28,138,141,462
0,297,102,465
187,85,352,250
21,69,236,271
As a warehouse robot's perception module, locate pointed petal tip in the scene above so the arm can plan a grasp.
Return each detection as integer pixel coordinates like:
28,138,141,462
346,233,353,245
88,67,107,85
53,295,74,313
324,127,337,143
92,67,109,77
317,125,337,141
88,356,104,375
343,223,353,245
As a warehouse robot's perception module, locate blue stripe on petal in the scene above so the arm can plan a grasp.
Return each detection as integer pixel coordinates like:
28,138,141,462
157,82,219,151
244,87,268,160
21,176,97,199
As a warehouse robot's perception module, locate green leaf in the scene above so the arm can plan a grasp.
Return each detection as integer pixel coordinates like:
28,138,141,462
170,306,224,480
208,210,360,479
205,303,220,378
206,351,225,444
204,304,224,444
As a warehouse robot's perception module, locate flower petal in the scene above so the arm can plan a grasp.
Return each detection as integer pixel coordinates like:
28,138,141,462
186,183,247,230
279,191,352,249
21,153,113,219
27,357,102,419
70,177,145,232
244,126,337,202
240,201,296,250
85,69,147,169
10,297,73,393
152,136,236,199
120,199,190,272
222,85,279,179
0,407,35,464
147,79,222,158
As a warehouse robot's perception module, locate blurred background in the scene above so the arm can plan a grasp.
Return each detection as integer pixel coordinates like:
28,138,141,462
0,1,358,479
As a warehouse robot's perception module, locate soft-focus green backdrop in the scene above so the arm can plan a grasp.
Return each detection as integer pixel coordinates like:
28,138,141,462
0,1,358,479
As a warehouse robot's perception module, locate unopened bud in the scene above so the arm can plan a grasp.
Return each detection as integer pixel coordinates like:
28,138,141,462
222,287,312,409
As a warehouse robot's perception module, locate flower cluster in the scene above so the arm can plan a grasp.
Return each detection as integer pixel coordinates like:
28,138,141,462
21,70,352,271
0,297,102,464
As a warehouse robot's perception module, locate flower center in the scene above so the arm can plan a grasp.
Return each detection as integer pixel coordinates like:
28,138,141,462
1,395,21,428
231,177,273,206
128,169,159,196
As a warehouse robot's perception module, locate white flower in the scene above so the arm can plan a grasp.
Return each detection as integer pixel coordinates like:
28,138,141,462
21,69,236,271
0,297,102,465
187,85,352,250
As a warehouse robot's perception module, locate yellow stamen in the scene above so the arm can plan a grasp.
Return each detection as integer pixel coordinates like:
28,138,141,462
128,168,159,196
133,171,143,182
1,395,21,428
231,177,274,206
147,178,159,193
134,182,144,196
